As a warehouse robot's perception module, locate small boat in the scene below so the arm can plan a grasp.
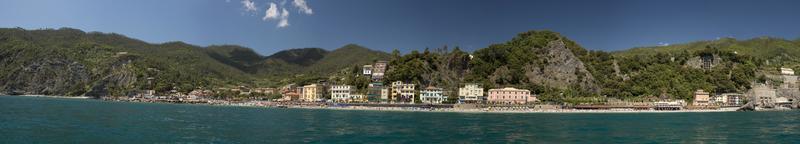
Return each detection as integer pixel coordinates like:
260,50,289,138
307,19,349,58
277,105,288,108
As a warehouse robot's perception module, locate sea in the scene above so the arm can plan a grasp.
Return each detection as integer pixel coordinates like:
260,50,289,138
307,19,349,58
1,95,798,143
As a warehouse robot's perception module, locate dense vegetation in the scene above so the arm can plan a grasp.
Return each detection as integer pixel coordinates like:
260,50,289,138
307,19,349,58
2,27,798,104
0,28,388,97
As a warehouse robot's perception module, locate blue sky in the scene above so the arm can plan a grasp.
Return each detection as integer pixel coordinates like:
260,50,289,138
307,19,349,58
1,0,799,55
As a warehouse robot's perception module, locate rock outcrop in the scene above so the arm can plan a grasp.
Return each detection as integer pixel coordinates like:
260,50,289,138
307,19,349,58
0,57,90,95
523,40,599,92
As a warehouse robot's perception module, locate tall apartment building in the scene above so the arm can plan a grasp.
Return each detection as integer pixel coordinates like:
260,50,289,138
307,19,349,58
391,81,416,103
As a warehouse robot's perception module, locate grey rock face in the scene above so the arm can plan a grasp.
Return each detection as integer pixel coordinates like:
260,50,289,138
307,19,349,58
524,40,599,92
1,58,90,95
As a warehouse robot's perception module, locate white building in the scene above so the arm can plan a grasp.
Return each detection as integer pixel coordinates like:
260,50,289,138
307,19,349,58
391,81,416,103
712,93,745,106
458,83,484,103
420,86,446,104
781,67,795,75
362,65,373,75
330,85,353,103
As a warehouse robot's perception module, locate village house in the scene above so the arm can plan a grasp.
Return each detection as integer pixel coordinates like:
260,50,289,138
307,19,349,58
487,87,536,104
458,83,484,103
391,81,416,103
330,85,353,103
302,84,324,102
278,84,300,101
371,61,388,82
692,89,710,106
363,65,373,76
420,86,446,104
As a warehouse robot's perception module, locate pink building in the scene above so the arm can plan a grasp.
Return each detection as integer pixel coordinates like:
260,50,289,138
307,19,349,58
487,87,536,104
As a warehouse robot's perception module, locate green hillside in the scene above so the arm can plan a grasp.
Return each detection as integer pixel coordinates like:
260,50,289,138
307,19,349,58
0,28,391,97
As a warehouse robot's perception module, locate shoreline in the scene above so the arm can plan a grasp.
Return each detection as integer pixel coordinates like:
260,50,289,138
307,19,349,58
3,95,787,114
4,95,93,99
292,105,742,114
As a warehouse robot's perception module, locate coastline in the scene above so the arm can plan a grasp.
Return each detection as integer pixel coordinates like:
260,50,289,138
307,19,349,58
3,95,92,99
297,105,741,114
1,95,774,113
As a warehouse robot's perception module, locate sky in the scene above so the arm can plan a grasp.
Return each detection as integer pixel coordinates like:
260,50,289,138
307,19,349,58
1,0,799,55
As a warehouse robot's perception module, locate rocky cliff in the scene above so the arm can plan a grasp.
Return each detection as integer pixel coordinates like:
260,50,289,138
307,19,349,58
523,40,598,92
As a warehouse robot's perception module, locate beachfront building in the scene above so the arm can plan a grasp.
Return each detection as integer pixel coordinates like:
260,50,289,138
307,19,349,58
362,65,373,76
458,83,484,103
391,81,416,103
775,97,795,108
653,100,686,110
693,89,710,106
712,93,745,106
367,82,389,102
420,86,446,104
350,94,367,103
367,83,381,102
302,84,324,102
487,87,535,104
330,85,353,103
371,61,388,82
278,84,300,101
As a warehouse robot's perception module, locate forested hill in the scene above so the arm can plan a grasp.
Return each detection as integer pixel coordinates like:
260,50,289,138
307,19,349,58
1,27,796,103
378,31,798,103
0,28,389,97
591,37,800,102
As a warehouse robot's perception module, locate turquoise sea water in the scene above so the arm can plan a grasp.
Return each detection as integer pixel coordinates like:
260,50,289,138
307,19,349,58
1,96,798,143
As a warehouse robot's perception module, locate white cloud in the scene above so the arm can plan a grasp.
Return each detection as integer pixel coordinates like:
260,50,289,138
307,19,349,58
241,0,257,12
277,8,290,28
236,0,312,28
658,42,670,46
262,3,280,20
293,0,313,15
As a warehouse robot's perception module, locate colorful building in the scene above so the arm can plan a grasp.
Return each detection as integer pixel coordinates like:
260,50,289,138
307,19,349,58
391,81,416,103
302,84,323,102
487,87,535,104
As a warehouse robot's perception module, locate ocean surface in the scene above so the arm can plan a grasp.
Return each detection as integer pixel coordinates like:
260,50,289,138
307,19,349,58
1,96,798,143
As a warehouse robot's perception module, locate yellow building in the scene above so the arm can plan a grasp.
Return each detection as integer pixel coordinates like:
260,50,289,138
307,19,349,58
302,84,323,102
